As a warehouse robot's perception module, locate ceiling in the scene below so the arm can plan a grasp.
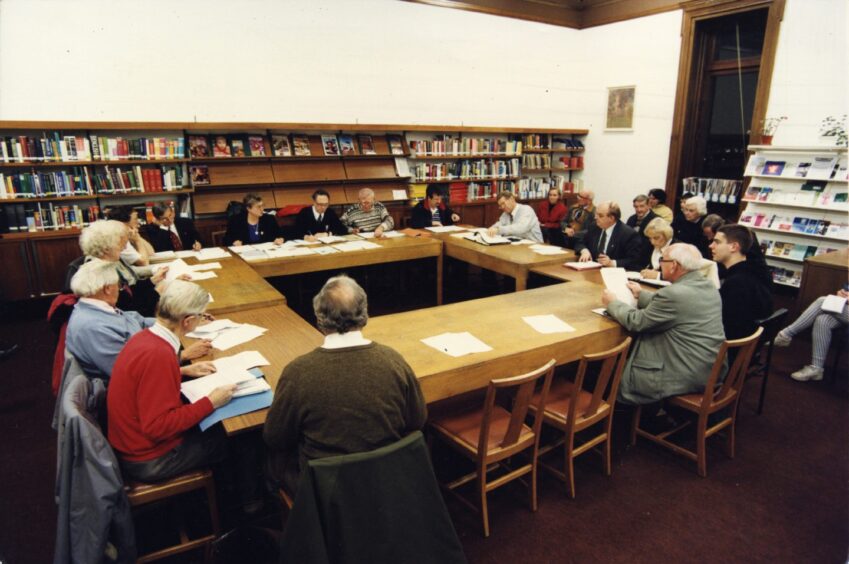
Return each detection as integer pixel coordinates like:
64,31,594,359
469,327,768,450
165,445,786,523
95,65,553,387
405,0,684,29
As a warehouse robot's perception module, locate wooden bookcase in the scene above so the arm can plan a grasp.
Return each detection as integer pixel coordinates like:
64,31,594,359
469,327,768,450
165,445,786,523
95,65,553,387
0,121,588,299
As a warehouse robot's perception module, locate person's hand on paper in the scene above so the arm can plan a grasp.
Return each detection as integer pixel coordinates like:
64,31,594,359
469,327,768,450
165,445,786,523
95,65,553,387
487,226,498,237
579,249,592,262
182,339,213,361
208,384,237,408
177,273,192,281
351,227,361,235
304,234,317,242
640,268,659,279
273,237,285,245
602,289,616,306
451,213,460,222
374,226,385,238
431,221,443,227
192,240,202,251
181,361,217,378
598,253,615,267
232,240,243,247
563,226,575,237
152,266,169,285
626,281,642,299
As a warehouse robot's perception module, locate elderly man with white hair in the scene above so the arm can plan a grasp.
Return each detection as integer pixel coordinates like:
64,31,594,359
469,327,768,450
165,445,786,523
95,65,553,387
602,243,726,404
65,259,214,384
264,275,426,493
340,187,394,237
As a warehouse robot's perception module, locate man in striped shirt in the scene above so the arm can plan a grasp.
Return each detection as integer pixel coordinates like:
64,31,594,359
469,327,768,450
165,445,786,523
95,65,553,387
340,187,395,237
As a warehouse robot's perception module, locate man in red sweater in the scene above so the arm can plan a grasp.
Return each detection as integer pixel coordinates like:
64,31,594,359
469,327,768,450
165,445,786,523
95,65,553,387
108,280,235,483
537,187,568,245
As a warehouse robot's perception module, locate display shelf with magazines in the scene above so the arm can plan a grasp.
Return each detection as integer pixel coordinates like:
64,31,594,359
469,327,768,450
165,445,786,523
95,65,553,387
742,144,848,291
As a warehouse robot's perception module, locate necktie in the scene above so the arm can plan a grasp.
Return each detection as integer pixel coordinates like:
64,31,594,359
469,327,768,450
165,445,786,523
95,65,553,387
598,230,607,255
317,214,323,225
169,229,183,251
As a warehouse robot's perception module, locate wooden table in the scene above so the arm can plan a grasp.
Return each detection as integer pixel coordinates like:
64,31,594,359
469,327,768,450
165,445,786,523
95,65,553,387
186,304,324,435
363,281,625,403
430,231,576,291
246,236,445,304
186,255,285,315
798,248,849,315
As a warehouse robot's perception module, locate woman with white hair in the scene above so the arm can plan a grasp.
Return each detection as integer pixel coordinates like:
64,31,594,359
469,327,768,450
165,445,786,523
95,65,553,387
672,195,710,258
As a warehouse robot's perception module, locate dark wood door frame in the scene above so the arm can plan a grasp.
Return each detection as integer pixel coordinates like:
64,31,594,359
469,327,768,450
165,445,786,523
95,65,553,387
665,0,786,210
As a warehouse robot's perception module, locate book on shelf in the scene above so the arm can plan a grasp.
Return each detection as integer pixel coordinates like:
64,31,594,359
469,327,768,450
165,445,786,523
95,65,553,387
744,155,766,176
190,166,210,186
794,162,812,178
247,136,266,157
0,167,93,199
272,135,292,157
292,134,311,156
188,136,210,158
358,135,376,155
0,133,93,163
808,156,838,180
230,137,246,158
825,223,849,239
1,201,98,233
321,135,339,156
387,135,404,155
91,136,184,161
761,161,785,176
212,135,231,158
338,135,356,156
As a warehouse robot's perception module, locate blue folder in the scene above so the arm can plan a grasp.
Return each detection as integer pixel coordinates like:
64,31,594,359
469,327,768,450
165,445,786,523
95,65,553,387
198,368,273,431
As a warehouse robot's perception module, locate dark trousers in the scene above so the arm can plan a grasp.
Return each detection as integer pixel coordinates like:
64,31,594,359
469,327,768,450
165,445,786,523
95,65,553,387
121,427,228,483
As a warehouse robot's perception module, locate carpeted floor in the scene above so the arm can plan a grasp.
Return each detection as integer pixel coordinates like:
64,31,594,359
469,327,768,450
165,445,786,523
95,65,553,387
1,284,847,564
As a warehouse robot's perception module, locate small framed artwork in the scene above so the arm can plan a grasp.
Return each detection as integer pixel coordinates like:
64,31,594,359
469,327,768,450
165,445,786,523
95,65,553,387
605,85,636,131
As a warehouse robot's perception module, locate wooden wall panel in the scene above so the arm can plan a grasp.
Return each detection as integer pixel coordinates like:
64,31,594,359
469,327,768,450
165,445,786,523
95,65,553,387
193,189,275,214
271,160,346,183
207,162,274,186
0,239,35,299
273,186,347,206
30,237,82,295
344,159,399,180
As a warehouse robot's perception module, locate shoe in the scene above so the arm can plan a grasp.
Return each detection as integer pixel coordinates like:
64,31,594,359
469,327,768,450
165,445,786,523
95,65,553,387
791,365,824,382
773,332,792,347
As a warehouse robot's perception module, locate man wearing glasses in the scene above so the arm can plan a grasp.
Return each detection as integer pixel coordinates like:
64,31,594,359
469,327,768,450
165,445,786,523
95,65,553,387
601,243,726,405
560,189,595,248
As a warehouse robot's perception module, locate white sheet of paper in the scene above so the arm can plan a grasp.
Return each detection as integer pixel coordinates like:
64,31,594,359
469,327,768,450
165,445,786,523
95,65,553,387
311,246,340,255
591,307,611,318
392,189,409,200
213,350,270,372
266,246,315,258
195,247,231,260
425,225,466,233
187,319,241,337
174,250,197,258
529,244,568,255
159,258,193,282
333,240,381,252
239,249,268,261
228,245,249,254
421,332,493,357
191,262,222,271
600,268,637,307
233,378,272,398
181,369,256,403
211,324,268,351
188,270,217,281
522,314,576,334
317,235,348,244
821,294,847,313
151,250,176,260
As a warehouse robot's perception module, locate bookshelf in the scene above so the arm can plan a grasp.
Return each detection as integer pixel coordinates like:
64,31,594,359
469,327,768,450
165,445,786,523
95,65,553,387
0,121,588,299
740,145,848,289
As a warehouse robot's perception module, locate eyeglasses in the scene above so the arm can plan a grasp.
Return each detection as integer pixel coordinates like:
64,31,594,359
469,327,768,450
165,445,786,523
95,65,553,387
658,258,677,264
186,312,214,322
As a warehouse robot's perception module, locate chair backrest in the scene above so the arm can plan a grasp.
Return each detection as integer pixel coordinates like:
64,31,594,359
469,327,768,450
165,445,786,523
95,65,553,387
478,360,555,453
703,327,763,410
753,308,789,364
568,337,633,424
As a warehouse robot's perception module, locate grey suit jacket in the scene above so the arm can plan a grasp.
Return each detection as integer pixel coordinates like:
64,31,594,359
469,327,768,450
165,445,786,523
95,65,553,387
607,270,726,405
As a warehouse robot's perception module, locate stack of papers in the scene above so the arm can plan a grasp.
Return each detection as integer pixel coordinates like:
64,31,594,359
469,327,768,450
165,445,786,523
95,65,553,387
600,268,637,307
522,314,575,334
195,247,232,260
155,258,221,281
333,240,381,252
421,332,493,357
563,261,602,270
181,369,257,404
316,235,348,244
425,225,466,233
822,294,847,313
529,244,568,255
187,319,268,350
462,232,511,246
195,368,274,432
358,230,405,239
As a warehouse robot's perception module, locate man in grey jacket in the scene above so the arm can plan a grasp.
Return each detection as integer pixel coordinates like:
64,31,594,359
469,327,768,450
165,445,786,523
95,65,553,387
602,243,726,405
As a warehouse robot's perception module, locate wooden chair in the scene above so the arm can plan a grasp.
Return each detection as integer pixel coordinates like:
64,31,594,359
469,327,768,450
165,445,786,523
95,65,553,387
530,337,632,498
428,360,555,537
126,470,221,563
211,230,227,247
746,308,788,414
630,327,763,477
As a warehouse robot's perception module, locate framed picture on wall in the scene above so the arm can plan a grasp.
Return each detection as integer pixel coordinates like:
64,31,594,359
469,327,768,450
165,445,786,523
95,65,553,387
605,85,635,131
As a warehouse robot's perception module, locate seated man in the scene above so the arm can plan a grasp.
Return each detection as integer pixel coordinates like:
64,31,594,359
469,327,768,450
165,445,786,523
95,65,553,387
294,189,347,241
487,191,543,243
602,243,726,405
410,184,460,229
66,259,214,383
140,203,202,252
107,280,234,482
340,187,394,236
626,194,659,237
710,224,772,341
576,201,644,271
560,189,595,248
537,187,568,245
263,275,427,493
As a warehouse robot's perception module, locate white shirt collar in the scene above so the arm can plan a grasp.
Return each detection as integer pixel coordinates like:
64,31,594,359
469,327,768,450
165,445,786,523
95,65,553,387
79,297,118,314
150,322,181,355
321,330,372,349
159,223,179,236
313,206,323,220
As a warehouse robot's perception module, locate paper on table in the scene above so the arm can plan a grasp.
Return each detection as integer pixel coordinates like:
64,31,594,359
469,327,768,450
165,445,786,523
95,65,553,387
591,307,611,318
421,332,493,357
239,249,268,261
181,368,256,403
513,239,537,245
211,324,268,351
195,247,231,260
266,246,315,258
158,258,194,282
228,245,249,254
316,235,347,244
522,314,576,334
333,240,381,252
233,378,271,398
213,350,270,372
198,367,272,432
311,246,340,255
151,250,176,260
188,270,217,281
187,318,242,338
600,268,637,307
175,250,197,258
563,261,602,270
425,225,466,233
821,294,847,313
191,262,222,271
529,244,568,255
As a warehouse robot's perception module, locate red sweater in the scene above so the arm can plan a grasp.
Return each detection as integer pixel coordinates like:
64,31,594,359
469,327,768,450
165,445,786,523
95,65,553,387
537,201,568,228
107,329,213,462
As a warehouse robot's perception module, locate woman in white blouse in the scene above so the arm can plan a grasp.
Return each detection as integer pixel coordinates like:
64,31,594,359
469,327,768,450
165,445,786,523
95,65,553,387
640,217,675,280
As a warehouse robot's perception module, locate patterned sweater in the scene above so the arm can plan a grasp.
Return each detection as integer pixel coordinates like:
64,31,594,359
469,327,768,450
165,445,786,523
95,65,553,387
340,202,394,233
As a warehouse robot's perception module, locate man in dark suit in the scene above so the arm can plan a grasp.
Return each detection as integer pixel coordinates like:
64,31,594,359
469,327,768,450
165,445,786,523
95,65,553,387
140,203,202,252
410,184,460,229
626,194,657,267
294,189,347,241
575,201,644,271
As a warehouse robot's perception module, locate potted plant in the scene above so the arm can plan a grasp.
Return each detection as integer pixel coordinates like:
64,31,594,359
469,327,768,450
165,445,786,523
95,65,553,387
820,114,847,147
759,116,787,145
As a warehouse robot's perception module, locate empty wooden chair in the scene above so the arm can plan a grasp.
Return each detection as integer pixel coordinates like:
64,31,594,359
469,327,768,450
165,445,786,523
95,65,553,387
630,327,762,477
428,360,555,537
746,308,788,414
531,337,632,498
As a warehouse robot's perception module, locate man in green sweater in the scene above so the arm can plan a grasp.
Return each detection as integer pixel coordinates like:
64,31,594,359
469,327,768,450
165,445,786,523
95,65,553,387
264,275,427,494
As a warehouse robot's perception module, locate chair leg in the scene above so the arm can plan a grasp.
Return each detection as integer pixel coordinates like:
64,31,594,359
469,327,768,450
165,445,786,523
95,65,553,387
564,437,576,499
757,370,768,415
725,418,736,459
630,405,642,446
696,416,708,478
478,465,490,538
204,478,221,536
530,453,539,513
602,432,612,477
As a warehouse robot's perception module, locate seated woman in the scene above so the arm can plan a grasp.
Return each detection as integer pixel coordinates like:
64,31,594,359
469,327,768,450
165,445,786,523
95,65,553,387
775,283,849,382
223,193,284,246
672,195,709,258
105,205,155,266
639,217,675,280
66,258,214,383
107,280,236,483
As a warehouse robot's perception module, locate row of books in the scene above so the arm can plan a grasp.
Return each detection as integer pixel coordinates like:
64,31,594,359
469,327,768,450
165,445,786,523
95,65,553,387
521,135,585,151
188,135,267,158
557,156,584,170
449,181,518,203
523,154,551,169
91,164,188,194
744,155,847,181
0,133,187,163
409,137,522,157
740,212,849,239
412,159,520,182
742,183,847,206
1,202,100,233
0,164,188,199
681,177,742,204
769,266,802,287
90,136,185,161
189,133,405,158
1,168,93,199
551,137,584,150
517,177,555,200
760,238,839,262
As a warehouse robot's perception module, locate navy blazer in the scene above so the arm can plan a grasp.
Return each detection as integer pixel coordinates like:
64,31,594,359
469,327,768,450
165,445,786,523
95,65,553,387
294,206,347,238
223,212,281,246
140,217,202,252
576,221,644,271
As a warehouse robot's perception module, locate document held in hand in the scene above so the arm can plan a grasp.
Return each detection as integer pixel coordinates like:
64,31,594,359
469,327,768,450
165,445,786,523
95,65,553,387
600,267,637,307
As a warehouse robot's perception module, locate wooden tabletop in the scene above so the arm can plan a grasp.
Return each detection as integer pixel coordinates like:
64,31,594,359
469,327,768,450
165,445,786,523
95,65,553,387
185,304,324,435
804,248,848,270
363,281,625,403
530,263,605,284
189,255,286,315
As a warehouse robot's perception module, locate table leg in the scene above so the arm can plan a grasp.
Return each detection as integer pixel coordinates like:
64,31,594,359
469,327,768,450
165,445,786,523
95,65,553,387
515,272,527,292
436,254,444,305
